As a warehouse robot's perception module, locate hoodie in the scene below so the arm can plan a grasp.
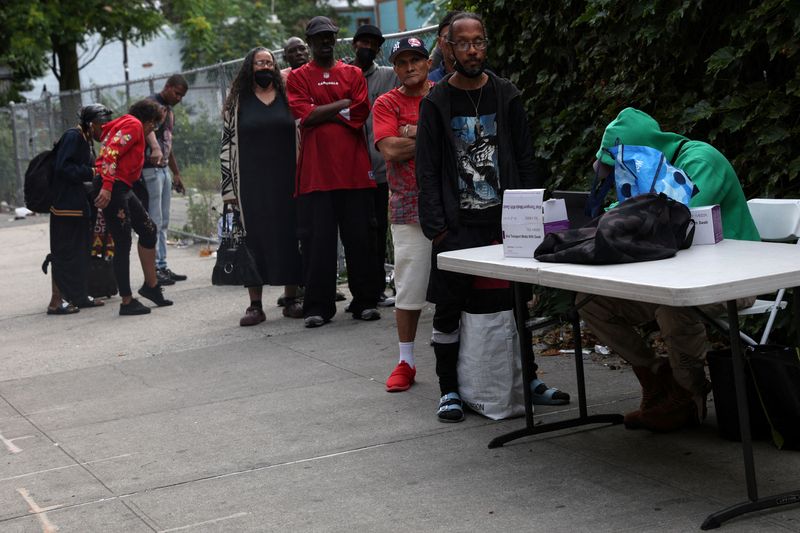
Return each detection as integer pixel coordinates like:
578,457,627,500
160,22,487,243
597,108,759,241
95,114,145,191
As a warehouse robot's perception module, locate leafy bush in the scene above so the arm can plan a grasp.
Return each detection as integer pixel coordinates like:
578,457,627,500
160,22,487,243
452,0,799,197
451,1,799,338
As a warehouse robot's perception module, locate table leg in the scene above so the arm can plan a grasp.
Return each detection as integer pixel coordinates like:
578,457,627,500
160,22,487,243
701,299,800,529
488,287,623,449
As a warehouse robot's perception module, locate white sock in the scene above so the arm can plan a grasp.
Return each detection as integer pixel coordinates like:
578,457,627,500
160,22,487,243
398,342,415,368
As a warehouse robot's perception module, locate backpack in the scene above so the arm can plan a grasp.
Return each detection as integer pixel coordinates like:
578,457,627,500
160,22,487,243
24,139,61,213
534,192,695,264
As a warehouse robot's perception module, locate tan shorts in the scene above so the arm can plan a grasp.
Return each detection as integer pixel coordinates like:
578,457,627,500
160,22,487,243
391,223,432,310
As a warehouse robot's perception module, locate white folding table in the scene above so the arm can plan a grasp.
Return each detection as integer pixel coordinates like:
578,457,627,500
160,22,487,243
437,240,800,529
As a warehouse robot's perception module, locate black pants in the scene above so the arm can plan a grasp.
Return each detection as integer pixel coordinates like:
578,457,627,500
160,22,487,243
49,214,91,303
372,182,389,296
297,189,377,320
428,221,538,394
102,182,157,297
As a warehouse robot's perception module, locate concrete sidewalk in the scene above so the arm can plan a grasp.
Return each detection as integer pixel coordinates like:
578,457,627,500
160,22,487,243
0,219,798,532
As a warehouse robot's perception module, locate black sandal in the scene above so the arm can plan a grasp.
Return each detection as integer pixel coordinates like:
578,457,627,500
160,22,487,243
47,301,80,315
75,296,105,308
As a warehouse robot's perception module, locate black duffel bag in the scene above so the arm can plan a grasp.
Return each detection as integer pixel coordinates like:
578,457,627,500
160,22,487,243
534,192,695,264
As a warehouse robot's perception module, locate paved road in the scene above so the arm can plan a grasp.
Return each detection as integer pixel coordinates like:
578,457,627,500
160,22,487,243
1,219,798,532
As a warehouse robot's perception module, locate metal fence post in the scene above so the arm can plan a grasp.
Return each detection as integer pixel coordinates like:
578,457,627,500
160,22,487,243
9,103,25,206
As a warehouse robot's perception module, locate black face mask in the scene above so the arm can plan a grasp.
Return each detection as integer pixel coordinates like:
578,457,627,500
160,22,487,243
356,47,377,67
254,70,278,88
453,58,485,79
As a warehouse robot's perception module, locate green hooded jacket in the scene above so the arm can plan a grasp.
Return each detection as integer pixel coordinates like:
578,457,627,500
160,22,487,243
596,108,760,241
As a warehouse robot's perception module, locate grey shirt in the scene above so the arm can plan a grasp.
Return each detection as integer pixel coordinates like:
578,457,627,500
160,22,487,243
363,63,399,184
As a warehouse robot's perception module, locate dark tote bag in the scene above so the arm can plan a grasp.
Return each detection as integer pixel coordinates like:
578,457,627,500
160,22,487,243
747,345,800,450
707,349,771,442
211,204,263,287
534,193,695,264
88,210,118,298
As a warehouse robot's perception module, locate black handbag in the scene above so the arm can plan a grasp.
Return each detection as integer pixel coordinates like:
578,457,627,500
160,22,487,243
88,210,118,298
534,193,695,264
211,204,263,287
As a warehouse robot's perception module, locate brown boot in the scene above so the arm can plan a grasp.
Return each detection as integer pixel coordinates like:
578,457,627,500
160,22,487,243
624,362,673,429
636,383,701,432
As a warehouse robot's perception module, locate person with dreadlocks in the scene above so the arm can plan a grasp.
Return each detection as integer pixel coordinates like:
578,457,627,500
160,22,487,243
45,104,113,315
220,47,304,327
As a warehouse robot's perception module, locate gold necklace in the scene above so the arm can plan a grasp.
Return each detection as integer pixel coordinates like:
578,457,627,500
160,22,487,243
463,85,483,119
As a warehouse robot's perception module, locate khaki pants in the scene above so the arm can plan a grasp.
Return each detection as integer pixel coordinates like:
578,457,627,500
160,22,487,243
577,294,755,396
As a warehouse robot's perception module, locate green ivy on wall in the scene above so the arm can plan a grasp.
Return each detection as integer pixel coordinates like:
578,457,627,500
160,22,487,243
452,0,799,198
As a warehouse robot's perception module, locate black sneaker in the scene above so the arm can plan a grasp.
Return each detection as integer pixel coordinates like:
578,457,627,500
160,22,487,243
156,269,176,286
138,283,174,307
355,308,380,321
163,268,187,282
119,298,151,315
377,293,395,307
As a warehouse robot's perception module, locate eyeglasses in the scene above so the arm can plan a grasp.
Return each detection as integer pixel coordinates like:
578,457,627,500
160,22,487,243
254,59,274,67
447,39,489,52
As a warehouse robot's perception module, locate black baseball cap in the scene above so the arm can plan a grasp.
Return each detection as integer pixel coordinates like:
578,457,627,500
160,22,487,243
389,37,430,64
306,16,338,36
353,24,385,46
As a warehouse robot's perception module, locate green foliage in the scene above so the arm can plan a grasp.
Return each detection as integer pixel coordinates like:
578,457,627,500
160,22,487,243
164,0,339,68
171,103,221,172
452,0,800,198
452,0,800,332
0,0,164,95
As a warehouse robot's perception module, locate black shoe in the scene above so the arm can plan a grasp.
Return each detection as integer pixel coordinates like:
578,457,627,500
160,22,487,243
156,269,176,286
138,283,173,307
335,290,347,302
120,298,151,315
163,268,187,282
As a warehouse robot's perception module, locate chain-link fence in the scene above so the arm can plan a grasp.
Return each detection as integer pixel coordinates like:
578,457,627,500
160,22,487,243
0,25,438,219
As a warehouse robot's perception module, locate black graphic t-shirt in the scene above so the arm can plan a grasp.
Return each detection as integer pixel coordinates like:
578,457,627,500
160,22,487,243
448,78,500,224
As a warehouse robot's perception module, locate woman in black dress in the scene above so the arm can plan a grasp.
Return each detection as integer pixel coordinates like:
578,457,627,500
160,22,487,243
220,47,303,326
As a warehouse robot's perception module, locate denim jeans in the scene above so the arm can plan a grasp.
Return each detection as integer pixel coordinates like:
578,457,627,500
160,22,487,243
141,166,171,269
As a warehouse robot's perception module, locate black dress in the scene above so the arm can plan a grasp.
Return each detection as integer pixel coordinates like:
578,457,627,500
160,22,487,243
237,90,302,286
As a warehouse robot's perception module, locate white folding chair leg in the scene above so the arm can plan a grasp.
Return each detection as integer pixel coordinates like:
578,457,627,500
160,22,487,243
759,288,785,344
712,318,759,347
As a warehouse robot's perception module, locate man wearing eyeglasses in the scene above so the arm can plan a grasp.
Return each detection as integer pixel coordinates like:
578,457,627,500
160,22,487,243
416,12,571,422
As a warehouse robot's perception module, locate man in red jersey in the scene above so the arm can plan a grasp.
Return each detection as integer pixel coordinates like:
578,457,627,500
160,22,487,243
286,16,380,328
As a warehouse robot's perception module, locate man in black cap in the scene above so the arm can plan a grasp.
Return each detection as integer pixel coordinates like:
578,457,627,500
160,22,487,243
428,11,460,82
287,16,380,328
373,37,435,392
351,24,399,308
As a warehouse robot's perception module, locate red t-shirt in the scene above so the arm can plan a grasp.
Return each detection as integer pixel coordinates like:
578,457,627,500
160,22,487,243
372,87,427,224
95,114,145,191
287,60,374,194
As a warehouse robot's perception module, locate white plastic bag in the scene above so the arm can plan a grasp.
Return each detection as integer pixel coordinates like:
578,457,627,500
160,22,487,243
457,310,525,420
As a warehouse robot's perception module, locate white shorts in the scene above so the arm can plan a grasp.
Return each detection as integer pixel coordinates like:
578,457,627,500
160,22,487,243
391,223,432,310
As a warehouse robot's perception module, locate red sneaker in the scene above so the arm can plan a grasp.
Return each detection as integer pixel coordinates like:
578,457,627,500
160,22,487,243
386,361,416,392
